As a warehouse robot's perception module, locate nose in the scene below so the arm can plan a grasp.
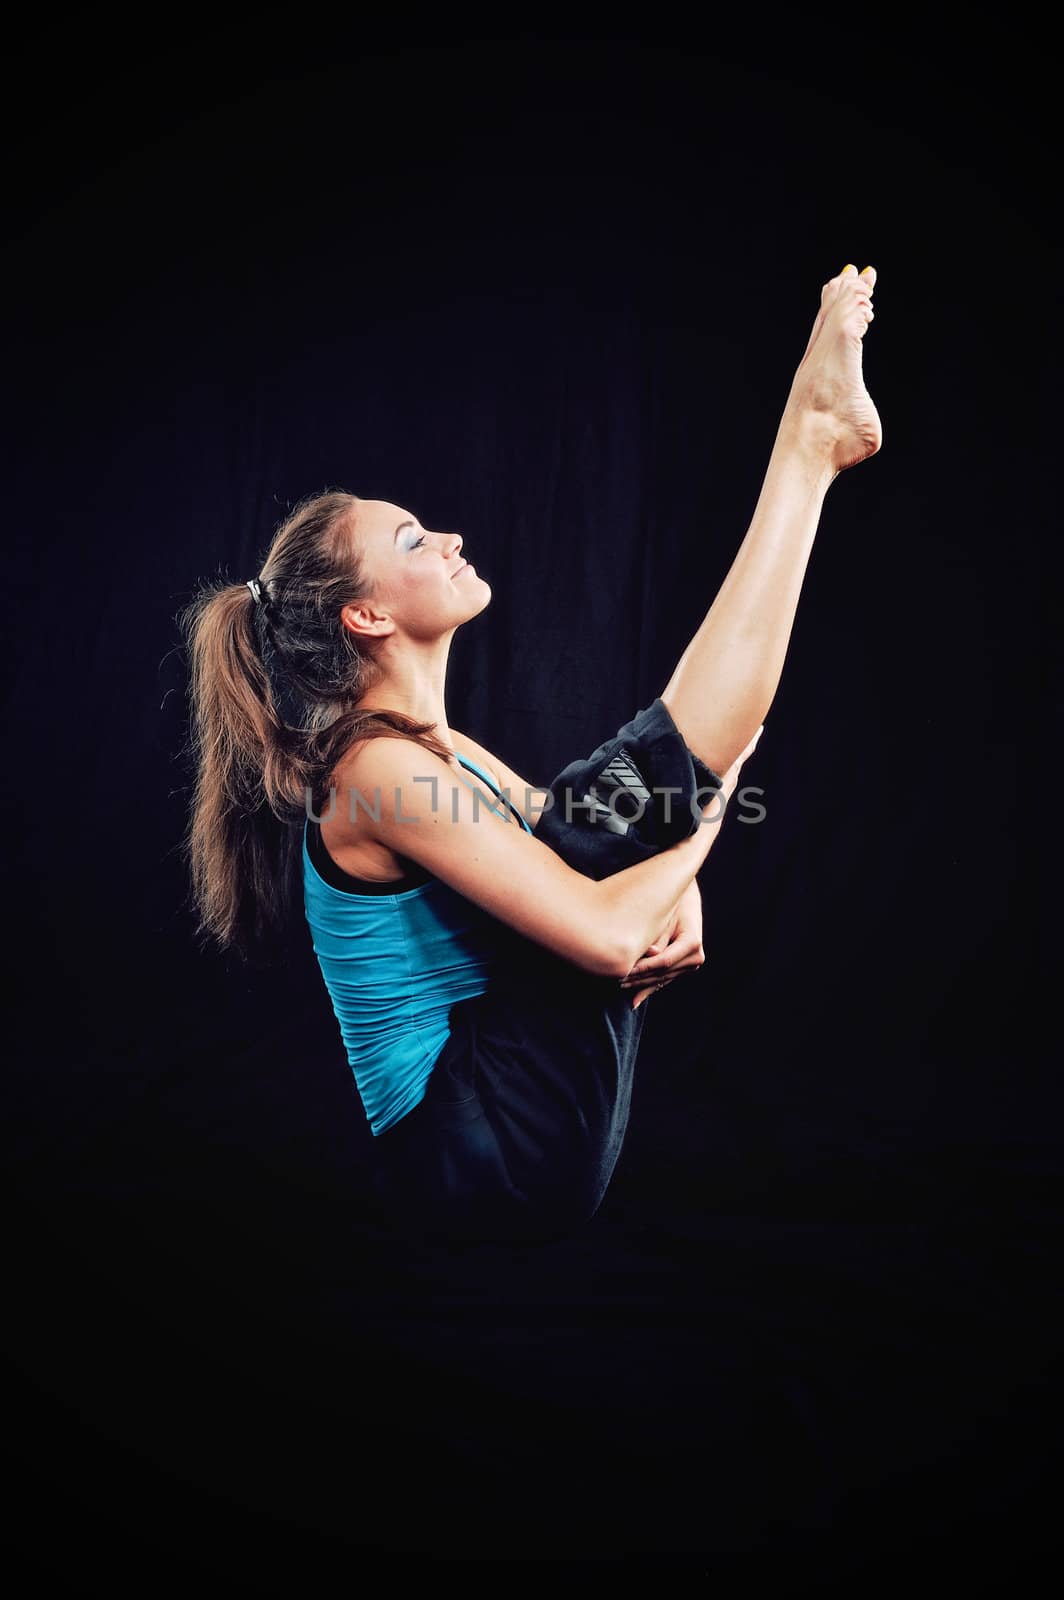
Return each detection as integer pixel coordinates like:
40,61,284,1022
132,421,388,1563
448,532,463,557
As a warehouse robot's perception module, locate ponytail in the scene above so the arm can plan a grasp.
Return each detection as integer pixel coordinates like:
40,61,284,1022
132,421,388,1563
178,490,452,963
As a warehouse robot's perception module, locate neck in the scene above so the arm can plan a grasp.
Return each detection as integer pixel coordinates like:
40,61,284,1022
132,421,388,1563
359,632,456,752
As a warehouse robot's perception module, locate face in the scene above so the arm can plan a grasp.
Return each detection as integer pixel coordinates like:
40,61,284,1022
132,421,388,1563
340,498,491,645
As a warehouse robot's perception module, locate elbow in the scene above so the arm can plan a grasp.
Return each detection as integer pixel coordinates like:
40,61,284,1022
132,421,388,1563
588,935,639,981
579,894,642,979
565,886,641,978
563,935,632,980
603,950,635,981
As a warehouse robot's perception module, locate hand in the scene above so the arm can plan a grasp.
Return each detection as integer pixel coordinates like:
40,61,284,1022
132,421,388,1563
620,721,766,1009
620,878,706,1010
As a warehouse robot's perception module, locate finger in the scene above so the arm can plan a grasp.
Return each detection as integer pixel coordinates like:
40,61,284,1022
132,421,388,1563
624,948,681,978
623,938,701,979
623,953,699,984
623,953,704,988
625,939,669,975
630,973,674,996
631,978,674,1010
671,951,705,973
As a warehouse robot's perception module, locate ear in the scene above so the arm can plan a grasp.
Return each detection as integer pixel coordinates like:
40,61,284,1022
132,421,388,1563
341,599,395,640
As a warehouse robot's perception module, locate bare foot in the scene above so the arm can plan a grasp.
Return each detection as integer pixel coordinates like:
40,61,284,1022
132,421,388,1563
788,264,883,475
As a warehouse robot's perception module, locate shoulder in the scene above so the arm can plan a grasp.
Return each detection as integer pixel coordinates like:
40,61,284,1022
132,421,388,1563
332,729,539,829
335,731,457,796
317,737,453,853
449,731,504,789
450,730,541,829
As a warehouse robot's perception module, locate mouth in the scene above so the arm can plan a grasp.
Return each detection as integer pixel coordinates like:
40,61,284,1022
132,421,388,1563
452,560,471,579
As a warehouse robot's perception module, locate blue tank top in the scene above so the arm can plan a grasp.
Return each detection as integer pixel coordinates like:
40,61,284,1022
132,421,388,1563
302,752,533,1135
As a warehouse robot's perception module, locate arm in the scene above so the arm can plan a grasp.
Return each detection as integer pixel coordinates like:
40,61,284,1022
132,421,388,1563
452,730,708,1002
338,736,735,979
621,877,706,1009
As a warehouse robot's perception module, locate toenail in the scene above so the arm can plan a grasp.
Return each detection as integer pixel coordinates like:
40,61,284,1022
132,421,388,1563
842,264,858,275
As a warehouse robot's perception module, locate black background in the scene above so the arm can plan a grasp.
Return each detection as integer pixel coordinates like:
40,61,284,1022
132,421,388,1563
3,18,1058,1583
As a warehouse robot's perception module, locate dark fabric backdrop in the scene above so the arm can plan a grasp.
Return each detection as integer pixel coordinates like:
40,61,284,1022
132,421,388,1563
3,20,1057,1583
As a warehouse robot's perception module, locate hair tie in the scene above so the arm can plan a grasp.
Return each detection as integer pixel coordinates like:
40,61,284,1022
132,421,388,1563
246,578,263,605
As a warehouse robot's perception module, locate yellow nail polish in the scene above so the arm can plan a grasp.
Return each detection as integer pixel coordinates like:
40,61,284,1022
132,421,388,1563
861,264,874,275
842,264,858,275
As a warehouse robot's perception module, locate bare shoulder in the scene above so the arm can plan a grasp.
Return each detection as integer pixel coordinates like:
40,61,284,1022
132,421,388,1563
448,730,504,789
450,730,542,827
334,731,454,799
331,729,543,834
319,733,447,850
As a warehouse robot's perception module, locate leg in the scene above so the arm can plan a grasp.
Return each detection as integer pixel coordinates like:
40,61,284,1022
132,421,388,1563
661,263,882,776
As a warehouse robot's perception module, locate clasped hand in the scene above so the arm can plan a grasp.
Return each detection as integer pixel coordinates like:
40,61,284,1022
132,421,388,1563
619,878,705,1010
616,720,765,1009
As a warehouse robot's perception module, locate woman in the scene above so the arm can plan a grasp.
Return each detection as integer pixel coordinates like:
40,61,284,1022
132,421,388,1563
180,264,880,1243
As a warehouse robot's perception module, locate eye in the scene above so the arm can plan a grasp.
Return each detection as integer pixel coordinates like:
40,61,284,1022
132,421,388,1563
410,534,426,550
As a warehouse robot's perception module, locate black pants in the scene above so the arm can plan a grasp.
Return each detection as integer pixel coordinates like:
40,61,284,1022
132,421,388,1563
371,697,723,1244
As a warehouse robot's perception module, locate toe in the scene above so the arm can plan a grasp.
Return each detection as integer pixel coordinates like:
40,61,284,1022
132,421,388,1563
822,262,869,303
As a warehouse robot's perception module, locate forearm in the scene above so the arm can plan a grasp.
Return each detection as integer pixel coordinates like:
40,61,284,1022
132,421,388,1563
597,814,720,972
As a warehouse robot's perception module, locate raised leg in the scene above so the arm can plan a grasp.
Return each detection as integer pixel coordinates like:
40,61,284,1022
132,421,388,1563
660,263,882,776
